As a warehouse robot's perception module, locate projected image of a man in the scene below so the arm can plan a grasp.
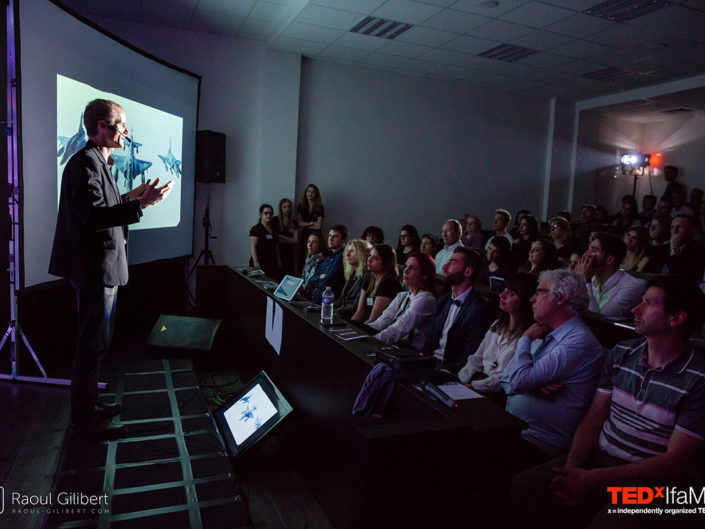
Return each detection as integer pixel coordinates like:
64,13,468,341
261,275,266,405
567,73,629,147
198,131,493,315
49,99,174,438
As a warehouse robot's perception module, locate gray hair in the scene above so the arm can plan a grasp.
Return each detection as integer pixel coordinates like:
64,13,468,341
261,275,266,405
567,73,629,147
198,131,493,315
539,268,589,314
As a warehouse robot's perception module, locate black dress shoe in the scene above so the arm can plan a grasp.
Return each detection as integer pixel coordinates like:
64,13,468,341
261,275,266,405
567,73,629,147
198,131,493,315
95,402,121,418
70,418,126,439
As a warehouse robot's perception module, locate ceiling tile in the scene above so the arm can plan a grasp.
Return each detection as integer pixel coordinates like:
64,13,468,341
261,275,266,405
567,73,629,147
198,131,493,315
281,22,346,43
141,5,195,29
626,4,705,33
551,39,611,59
396,25,457,46
460,55,538,76
270,36,329,56
316,45,372,61
239,17,278,37
420,8,489,33
371,0,443,25
296,4,366,30
467,19,534,42
443,34,498,55
334,32,389,50
311,0,386,13
451,0,530,17
542,13,617,38
502,2,573,28
554,59,606,75
416,0,457,6
358,51,411,67
538,0,602,11
249,1,292,21
197,0,255,18
418,47,469,64
586,24,648,47
394,57,444,74
462,69,516,84
191,10,245,35
377,39,431,57
519,52,574,68
510,29,574,51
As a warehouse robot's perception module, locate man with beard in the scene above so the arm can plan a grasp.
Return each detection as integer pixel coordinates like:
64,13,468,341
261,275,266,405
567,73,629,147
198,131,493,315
577,232,644,320
510,275,705,529
434,219,464,274
423,247,492,373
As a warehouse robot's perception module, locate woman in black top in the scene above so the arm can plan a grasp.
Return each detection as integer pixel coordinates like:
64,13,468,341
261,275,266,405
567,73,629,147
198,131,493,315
549,215,574,265
512,215,539,264
336,239,371,319
275,198,298,276
395,224,421,267
351,245,402,325
481,236,515,286
296,184,324,272
249,204,281,280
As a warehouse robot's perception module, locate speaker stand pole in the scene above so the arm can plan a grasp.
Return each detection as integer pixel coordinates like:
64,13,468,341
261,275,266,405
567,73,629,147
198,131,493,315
189,182,216,277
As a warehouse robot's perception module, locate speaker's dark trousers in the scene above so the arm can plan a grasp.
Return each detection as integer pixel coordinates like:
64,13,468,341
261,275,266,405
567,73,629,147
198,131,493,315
70,280,118,424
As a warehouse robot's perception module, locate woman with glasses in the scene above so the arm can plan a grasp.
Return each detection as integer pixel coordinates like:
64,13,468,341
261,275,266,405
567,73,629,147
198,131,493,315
640,215,671,273
395,225,421,267
460,215,485,249
249,204,281,280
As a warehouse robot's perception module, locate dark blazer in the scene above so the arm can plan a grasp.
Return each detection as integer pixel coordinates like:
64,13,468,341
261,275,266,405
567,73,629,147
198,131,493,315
49,141,142,286
423,287,493,374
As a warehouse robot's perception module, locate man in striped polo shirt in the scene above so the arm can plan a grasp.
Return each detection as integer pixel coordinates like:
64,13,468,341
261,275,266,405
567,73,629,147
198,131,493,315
511,275,705,528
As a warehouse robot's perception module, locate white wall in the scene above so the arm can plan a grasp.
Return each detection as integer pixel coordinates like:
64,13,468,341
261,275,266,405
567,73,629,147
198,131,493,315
296,59,551,242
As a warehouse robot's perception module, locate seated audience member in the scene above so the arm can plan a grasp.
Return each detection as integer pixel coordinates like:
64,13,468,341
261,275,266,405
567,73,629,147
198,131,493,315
308,225,348,304
640,214,671,273
420,233,439,257
460,215,485,249
656,195,672,218
620,226,648,272
459,213,470,237
297,184,324,269
275,198,298,276
519,239,557,277
610,196,641,233
336,239,371,319
434,219,464,274
501,269,603,457
689,187,703,213
361,226,384,245
662,164,682,201
548,216,573,265
670,187,694,217
567,252,580,272
249,204,281,280
509,209,530,239
577,232,644,320
512,215,539,264
698,201,705,233
458,273,537,396
594,205,609,228
574,204,598,252
639,193,657,224
663,214,705,281
423,248,493,374
485,208,513,250
395,224,421,267
351,244,402,324
481,236,515,286
368,252,437,350
511,275,705,529
301,232,325,294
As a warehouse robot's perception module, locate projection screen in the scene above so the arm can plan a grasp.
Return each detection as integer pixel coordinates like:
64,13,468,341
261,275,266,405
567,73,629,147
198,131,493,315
18,0,200,287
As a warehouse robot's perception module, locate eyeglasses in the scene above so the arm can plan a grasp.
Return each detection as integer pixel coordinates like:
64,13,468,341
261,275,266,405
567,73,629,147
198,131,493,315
551,224,560,230
624,234,637,241
650,224,660,230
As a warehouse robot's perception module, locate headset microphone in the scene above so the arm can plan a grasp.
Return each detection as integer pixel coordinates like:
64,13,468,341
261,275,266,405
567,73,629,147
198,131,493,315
108,123,132,143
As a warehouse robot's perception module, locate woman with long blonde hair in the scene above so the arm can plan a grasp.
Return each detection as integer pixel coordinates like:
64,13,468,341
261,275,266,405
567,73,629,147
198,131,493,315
336,239,371,319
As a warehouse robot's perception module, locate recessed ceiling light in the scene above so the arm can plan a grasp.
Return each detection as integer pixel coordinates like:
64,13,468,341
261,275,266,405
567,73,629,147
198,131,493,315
479,1,500,8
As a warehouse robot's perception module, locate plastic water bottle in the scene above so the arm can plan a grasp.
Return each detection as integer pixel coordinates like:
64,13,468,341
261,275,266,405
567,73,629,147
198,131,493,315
321,287,334,324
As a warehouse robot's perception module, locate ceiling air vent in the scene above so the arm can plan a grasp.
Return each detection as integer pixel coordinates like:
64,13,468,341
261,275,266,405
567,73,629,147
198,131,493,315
583,67,642,82
350,16,413,40
584,0,670,23
477,44,537,62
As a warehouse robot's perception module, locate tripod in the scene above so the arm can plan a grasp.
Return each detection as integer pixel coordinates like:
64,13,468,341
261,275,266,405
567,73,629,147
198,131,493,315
189,182,217,277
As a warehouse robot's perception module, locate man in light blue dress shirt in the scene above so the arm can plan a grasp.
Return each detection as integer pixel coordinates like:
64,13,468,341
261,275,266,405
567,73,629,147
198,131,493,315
502,269,603,456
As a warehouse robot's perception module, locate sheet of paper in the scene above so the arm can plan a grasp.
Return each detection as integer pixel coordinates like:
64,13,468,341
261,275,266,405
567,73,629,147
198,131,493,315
438,382,483,400
265,297,283,355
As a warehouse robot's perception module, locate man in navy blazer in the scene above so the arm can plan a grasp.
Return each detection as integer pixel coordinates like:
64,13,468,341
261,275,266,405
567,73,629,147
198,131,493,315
49,99,173,437
423,247,492,373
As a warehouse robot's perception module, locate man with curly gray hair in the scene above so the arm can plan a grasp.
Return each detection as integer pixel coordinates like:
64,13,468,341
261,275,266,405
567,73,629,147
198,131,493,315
501,268,603,457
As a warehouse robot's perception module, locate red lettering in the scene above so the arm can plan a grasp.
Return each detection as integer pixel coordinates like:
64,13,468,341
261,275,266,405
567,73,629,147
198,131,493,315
623,487,638,504
654,487,665,499
607,487,623,504
638,488,654,504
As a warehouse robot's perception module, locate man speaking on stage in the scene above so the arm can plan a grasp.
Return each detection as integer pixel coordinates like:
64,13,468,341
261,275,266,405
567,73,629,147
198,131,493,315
49,98,173,438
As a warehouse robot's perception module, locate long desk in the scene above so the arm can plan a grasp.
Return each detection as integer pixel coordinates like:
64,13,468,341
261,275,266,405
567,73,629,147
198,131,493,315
197,266,526,529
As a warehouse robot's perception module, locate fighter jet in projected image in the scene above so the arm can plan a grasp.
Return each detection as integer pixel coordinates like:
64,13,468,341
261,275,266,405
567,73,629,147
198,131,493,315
111,132,152,191
57,113,88,165
158,139,182,178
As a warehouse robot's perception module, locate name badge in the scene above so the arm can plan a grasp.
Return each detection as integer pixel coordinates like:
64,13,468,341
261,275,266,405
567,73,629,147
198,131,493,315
266,234,273,239
366,297,374,306
319,273,327,279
